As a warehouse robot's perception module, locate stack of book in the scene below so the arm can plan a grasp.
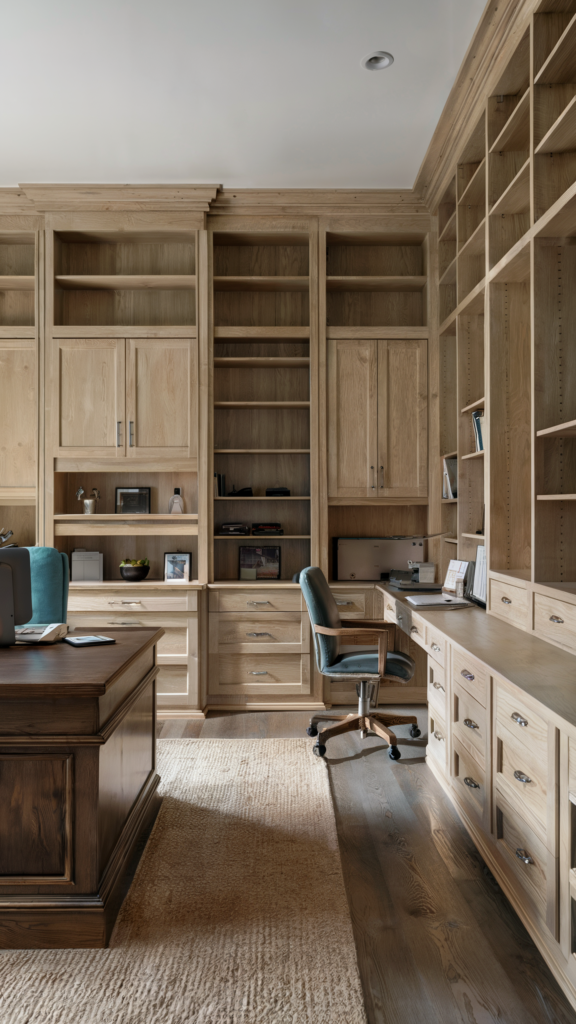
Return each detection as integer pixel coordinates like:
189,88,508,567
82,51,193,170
472,409,485,452
213,474,226,497
251,522,284,536
443,457,457,499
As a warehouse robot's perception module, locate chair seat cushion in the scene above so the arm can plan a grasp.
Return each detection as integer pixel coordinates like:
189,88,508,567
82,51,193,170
326,650,415,681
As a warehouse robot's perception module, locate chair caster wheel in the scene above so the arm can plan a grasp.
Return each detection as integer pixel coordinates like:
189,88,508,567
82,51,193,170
389,745,401,761
410,725,421,738
312,743,326,757
306,725,318,737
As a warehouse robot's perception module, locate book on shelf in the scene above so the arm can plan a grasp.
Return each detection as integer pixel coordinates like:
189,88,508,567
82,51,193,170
472,544,487,605
442,457,457,499
472,409,485,452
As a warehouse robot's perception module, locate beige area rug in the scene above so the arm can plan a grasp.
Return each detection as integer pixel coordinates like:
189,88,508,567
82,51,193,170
0,739,367,1024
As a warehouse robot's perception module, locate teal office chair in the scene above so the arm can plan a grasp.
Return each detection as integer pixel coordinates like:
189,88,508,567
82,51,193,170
299,566,420,759
24,547,69,626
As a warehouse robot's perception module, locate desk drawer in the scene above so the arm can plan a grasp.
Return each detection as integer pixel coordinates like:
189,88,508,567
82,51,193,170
68,612,192,659
330,590,368,618
496,682,548,765
209,612,308,653
209,654,310,695
452,682,487,770
496,725,548,846
427,660,446,717
407,613,426,649
452,736,487,822
68,591,194,613
426,628,446,668
534,593,576,651
496,797,549,925
210,589,302,613
489,579,528,630
428,710,447,769
451,646,489,708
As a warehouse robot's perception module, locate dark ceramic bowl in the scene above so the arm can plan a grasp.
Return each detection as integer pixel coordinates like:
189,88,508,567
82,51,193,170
120,565,150,582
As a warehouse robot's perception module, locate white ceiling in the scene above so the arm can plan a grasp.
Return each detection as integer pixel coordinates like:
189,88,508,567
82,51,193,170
1,0,487,189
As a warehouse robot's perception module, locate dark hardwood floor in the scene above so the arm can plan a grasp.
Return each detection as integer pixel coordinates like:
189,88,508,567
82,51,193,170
157,707,576,1024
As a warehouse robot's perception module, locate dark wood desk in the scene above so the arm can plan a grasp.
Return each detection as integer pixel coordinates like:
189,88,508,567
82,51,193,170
0,627,163,949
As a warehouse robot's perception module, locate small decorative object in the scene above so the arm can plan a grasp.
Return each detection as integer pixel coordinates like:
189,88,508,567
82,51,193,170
168,487,185,514
0,527,14,546
228,485,253,497
164,551,192,582
239,546,281,580
115,487,151,515
219,522,251,535
119,557,150,582
71,549,103,581
76,487,101,515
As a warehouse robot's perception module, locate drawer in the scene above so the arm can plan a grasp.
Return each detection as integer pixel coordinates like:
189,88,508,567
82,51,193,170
427,659,446,717
209,612,309,653
68,590,195,613
209,589,302,613
452,736,487,822
426,627,446,668
407,613,426,649
427,710,447,769
451,646,489,708
489,578,528,630
534,593,576,651
156,663,196,706
496,682,548,764
452,681,487,770
330,590,368,618
209,654,310,695
495,797,549,925
68,612,194,660
496,725,548,846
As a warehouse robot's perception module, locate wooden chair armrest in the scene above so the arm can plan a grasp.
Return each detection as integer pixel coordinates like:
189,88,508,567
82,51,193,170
340,619,393,630
313,623,388,675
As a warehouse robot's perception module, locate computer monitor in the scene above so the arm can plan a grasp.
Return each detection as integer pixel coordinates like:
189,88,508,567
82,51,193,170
0,548,33,647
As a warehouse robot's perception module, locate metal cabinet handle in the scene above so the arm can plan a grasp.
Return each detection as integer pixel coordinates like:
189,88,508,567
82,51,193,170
464,718,479,730
108,600,142,605
511,711,528,727
550,615,564,624
410,626,419,634
431,643,441,653
398,614,404,624
336,601,353,606
117,421,122,447
246,632,272,637
461,669,475,681
129,421,135,447
463,776,480,789
370,465,375,490
108,620,143,625
515,848,534,865
433,730,444,742
379,465,384,489
432,681,445,692
501,596,512,605
513,769,532,784
248,601,271,606
249,671,268,675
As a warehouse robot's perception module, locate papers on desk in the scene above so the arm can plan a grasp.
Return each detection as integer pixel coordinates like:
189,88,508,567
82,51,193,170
443,559,468,593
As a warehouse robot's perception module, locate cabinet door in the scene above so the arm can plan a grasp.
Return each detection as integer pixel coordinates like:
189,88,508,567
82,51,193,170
56,339,125,457
377,338,427,498
126,339,196,460
327,339,378,497
0,340,36,487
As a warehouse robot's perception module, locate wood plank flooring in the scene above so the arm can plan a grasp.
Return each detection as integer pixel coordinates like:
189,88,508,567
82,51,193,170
157,707,576,1024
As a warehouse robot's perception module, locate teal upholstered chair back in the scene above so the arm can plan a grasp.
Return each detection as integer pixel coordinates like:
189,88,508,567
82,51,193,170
299,566,342,673
24,547,69,625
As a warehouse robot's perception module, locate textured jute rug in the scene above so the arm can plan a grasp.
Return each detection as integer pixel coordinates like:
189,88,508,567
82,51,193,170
0,739,367,1024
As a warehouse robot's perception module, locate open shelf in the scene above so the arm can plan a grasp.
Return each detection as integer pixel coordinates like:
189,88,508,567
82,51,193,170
458,159,486,207
443,537,458,544
326,276,426,292
441,451,458,459
490,89,530,153
213,276,309,292
459,220,486,259
215,534,310,540
0,276,35,291
442,498,458,504
489,237,531,283
439,210,457,243
537,494,576,501
214,401,310,409
537,419,576,438
461,397,485,414
439,258,457,287
55,275,194,290
54,517,199,536
213,357,309,368
535,12,576,85
536,94,576,155
490,159,530,217
215,496,309,500
461,449,484,460
214,327,310,339
214,448,310,454
462,532,485,540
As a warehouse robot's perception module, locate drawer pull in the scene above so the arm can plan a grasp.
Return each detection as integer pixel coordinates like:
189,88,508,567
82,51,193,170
387,605,393,612
108,600,142,606
513,769,532,785
336,601,353,606
249,670,268,675
511,711,528,728
431,643,441,653
246,632,272,637
550,615,564,624
501,597,512,605
463,776,480,789
461,670,475,682
108,620,143,625
432,681,445,692
398,614,404,624
515,848,534,865
464,718,479,730
433,730,444,742
248,601,271,606
410,626,419,634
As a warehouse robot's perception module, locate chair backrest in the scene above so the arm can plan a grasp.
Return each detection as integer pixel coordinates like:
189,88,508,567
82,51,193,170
25,547,69,625
299,566,342,674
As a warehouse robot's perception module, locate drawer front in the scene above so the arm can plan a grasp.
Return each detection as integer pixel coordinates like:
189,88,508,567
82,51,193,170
452,736,487,821
382,598,425,644
68,612,193,660
452,682,487,770
156,663,196,706
427,659,446,717
496,725,548,845
427,710,447,769
451,646,489,708
534,593,576,651
489,579,528,630
407,613,426,649
330,590,368,618
209,654,310,695
496,682,548,765
426,627,446,668
495,798,549,923
68,591,194,613
210,612,309,654
210,589,302,613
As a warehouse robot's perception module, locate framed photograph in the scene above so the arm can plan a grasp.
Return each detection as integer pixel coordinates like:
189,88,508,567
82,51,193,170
239,546,281,581
115,487,151,515
164,551,192,582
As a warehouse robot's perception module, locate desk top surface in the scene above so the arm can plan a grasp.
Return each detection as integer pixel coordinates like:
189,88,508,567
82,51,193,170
0,628,162,697
378,585,576,730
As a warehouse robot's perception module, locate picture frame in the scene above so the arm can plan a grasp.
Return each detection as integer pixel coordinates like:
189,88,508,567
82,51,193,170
239,546,281,581
164,551,192,582
115,487,151,515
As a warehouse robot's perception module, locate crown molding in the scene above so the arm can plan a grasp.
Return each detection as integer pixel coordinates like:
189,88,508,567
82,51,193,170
210,188,429,218
4,183,222,212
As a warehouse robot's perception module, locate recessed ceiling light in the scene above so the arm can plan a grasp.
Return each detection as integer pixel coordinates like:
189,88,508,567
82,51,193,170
361,51,394,71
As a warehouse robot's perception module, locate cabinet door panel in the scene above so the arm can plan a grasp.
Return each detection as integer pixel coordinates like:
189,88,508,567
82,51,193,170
126,339,195,459
57,339,125,457
0,341,36,486
327,339,378,497
377,338,427,497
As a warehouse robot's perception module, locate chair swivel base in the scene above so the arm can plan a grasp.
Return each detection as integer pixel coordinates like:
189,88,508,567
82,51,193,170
306,680,420,759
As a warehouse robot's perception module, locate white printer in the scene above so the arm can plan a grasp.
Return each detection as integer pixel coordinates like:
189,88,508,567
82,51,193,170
71,549,103,582
334,537,426,581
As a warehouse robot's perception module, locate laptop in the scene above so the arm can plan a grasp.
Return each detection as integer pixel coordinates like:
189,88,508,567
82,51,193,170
406,593,471,609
